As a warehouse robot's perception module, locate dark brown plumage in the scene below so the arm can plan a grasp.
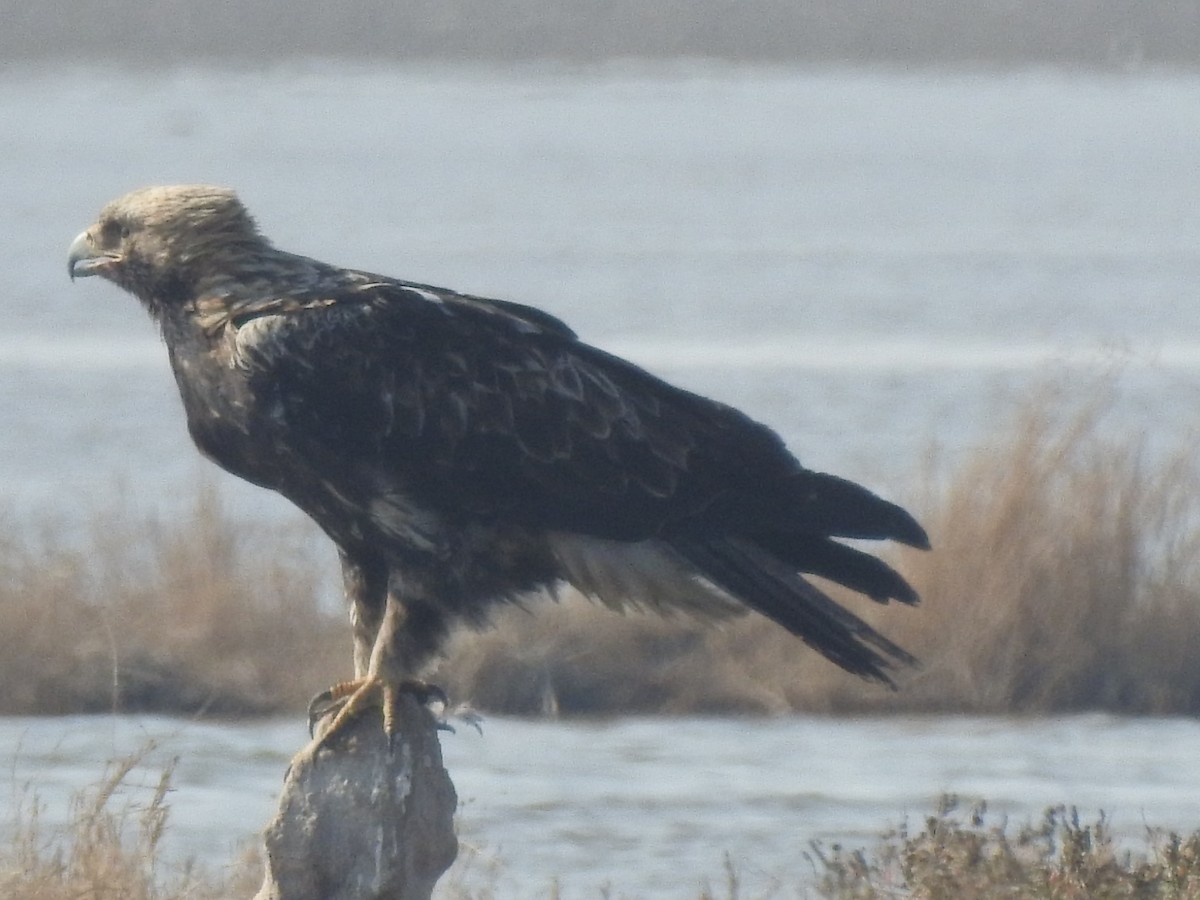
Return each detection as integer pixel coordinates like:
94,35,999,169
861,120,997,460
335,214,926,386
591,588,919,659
68,185,928,733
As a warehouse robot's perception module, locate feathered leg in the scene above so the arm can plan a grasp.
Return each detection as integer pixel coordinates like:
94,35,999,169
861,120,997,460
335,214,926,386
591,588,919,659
344,551,388,678
308,551,385,732
311,578,450,751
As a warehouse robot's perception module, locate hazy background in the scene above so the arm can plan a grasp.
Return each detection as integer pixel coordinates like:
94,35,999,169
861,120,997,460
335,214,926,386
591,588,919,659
5,0,1200,68
5,5,1200,897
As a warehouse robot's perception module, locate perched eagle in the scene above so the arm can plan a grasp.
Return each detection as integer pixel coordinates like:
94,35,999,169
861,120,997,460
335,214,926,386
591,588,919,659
68,185,928,740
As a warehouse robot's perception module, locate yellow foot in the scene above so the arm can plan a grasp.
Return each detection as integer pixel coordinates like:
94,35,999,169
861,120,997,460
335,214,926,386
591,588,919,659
308,677,448,751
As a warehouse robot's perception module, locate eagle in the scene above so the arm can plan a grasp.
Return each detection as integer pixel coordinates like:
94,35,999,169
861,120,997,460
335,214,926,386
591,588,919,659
68,185,928,741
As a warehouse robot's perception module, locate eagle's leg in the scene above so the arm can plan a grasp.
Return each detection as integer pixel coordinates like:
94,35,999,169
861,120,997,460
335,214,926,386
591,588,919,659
311,591,449,751
307,551,388,735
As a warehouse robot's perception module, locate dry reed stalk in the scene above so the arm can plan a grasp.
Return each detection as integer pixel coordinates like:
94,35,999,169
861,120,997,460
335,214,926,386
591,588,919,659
0,485,346,716
0,744,260,899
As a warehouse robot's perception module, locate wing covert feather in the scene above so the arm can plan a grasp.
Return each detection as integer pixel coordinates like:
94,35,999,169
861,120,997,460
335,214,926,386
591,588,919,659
231,285,784,540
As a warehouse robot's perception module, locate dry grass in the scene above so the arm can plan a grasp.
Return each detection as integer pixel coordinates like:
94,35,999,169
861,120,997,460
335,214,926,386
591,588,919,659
883,382,1200,715
3,379,1200,718
0,485,347,717
9,760,1199,900
811,795,1200,899
0,746,261,900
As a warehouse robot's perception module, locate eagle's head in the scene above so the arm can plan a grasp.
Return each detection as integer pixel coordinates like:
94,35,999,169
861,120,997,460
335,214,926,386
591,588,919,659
68,185,270,313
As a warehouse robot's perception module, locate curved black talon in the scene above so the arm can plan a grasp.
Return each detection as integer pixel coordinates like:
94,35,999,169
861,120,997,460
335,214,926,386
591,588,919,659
307,690,330,737
399,679,448,709
307,678,450,742
307,689,348,737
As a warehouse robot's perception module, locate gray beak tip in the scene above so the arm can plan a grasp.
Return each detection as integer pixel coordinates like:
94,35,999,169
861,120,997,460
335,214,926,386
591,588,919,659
67,230,95,282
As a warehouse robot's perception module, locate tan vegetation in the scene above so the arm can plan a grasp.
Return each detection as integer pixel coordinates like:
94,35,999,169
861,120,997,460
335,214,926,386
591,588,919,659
0,747,260,900
5,757,1200,899
0,486,346,717
884,382,1200,715
810,795,1200,899
3,380,1200,718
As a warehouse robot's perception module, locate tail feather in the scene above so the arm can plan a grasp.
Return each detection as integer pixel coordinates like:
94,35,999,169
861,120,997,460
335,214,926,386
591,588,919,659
672,535,916,684
711,470,929,549
752,532,920,605
782,471,930,548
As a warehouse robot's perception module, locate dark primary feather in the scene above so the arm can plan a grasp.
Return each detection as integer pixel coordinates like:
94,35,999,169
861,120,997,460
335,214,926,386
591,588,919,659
670,536,917,680
69,185,929,691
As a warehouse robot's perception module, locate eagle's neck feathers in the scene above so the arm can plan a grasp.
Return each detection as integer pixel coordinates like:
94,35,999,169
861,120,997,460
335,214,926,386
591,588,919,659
154,248,360,338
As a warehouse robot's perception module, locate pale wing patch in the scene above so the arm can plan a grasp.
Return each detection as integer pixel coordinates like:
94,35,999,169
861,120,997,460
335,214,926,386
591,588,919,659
367,492,444,554
548,532,744,621
231,312,289,365
402,286,445,305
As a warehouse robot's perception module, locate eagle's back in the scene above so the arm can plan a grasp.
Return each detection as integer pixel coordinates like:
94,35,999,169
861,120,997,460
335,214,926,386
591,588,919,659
219,279,805,542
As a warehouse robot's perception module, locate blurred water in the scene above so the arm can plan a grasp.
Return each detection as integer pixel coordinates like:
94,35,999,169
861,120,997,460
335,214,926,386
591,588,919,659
3,64,1199,522
3,714,1198,897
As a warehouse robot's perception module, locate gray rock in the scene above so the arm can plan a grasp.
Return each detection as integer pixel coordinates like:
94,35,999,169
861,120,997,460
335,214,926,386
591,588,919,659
254,698,458,900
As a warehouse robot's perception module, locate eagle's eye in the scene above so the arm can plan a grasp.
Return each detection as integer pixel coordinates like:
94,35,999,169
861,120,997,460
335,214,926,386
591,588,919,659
100,218,129,245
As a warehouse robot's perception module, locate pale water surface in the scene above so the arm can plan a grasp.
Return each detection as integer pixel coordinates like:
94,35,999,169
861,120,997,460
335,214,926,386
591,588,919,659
3,714,1199,897
2,64,1199,521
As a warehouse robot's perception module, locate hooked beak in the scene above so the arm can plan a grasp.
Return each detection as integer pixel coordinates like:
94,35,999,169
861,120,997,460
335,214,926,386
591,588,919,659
68,229,118,281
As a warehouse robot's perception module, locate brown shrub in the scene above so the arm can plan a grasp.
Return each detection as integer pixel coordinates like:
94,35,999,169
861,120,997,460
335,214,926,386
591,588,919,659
0,485,347,716
811,795,1200,899
887,382,1200,714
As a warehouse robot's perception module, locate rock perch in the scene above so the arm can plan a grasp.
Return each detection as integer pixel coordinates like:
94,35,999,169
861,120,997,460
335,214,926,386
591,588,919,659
254,698,458,900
